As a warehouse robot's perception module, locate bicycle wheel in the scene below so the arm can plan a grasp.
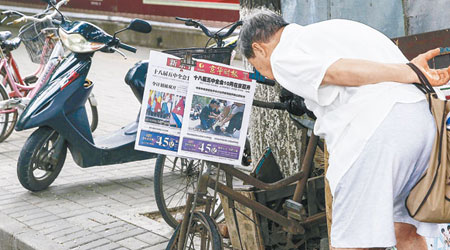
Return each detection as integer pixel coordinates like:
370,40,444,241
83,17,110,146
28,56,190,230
0,84,9,141
166,211,223,250
154,155,224,229
0,75,18,142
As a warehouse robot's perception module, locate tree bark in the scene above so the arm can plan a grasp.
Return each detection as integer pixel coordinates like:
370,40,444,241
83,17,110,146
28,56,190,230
239,0,307,176
240,0,281,11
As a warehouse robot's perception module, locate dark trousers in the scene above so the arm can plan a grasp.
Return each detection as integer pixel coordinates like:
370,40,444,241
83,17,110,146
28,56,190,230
226,112,243,133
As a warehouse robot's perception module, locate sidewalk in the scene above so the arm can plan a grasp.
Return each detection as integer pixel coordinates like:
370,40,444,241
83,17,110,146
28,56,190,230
0,45,173,250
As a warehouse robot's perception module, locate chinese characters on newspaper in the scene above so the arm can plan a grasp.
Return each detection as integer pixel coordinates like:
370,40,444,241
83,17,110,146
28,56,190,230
135,51,190,156
135,50,255,165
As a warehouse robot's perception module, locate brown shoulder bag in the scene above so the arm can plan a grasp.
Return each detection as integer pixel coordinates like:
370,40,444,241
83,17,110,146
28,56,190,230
405,63,450,223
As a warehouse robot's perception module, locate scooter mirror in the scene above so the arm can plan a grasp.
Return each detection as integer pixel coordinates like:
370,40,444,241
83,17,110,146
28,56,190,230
127,19,152,34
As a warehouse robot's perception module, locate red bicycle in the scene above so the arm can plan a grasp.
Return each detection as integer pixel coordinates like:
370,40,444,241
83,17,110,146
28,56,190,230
0,0,98,142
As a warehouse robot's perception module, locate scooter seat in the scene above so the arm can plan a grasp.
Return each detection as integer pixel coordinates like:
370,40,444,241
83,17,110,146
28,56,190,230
1,37,21,52
124,60,148,104
0,31,12,42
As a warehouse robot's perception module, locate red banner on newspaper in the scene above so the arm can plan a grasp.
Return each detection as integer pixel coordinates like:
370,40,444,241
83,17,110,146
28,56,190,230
194,62,251,82
166,58,192,70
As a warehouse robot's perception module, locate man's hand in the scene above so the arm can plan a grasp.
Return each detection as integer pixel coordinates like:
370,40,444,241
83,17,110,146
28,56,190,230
410,48,450,86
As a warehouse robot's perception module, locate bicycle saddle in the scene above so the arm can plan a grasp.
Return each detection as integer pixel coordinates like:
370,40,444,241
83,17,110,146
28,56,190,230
0,31,12,42
1,37,21,52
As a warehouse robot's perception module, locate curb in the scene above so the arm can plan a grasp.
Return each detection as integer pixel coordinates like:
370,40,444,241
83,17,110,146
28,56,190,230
0,212,65,250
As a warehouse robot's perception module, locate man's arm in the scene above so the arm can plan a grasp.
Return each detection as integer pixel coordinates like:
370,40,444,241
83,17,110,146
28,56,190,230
322,48,450,87
218,114,234,126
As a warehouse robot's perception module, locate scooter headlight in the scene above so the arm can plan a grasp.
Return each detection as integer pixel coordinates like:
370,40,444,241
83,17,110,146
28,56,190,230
59,28,105,53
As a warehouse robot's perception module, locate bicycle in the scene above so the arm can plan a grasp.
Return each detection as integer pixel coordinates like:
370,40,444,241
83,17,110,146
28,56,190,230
163,63,328,249
0,0,98,142
0,4,58,83
152,18,245,229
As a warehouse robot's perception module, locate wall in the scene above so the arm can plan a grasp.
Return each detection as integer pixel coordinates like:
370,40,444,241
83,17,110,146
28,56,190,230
281,0,450,37
3,0,239,22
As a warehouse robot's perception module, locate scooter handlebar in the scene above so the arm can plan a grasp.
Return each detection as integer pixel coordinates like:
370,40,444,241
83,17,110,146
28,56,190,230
118,42,137,53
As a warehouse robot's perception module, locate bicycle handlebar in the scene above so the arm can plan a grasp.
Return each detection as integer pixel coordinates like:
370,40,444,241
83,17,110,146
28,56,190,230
249,70,276,86
219,21,242,39
5,0,68,25
252,100,288,110
175,17,242,40
175,17,198,27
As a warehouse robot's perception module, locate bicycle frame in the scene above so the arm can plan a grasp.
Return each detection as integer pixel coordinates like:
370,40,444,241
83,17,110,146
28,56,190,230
0,40,64,113
177,133,326,249
28,34,57,80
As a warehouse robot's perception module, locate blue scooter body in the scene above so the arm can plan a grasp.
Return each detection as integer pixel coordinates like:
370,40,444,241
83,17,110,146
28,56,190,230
16,41,155,168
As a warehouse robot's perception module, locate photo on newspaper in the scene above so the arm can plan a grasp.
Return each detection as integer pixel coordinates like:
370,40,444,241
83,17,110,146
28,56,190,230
434,84,450,100
178,60,255,165
187,95,245,139
427,224,450,250
135,50,191,155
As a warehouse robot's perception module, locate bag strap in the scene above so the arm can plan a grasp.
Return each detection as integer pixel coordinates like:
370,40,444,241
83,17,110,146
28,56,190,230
407,63,435,110
407,63,435,94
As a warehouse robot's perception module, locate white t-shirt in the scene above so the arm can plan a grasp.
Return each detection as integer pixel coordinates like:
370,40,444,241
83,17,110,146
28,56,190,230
231,104,245,115
270,20,425,196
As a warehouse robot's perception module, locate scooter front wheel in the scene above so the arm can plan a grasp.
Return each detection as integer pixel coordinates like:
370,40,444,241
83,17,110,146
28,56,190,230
17,127,67,191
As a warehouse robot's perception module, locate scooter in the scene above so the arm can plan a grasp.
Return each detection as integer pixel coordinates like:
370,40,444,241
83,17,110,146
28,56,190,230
15,0,156,191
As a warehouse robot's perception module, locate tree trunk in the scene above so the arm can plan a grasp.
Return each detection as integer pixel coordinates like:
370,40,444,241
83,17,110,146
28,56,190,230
240,0,281,11
239,0,307,176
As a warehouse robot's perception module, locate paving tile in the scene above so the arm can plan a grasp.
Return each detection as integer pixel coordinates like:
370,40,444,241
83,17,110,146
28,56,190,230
46,226,84,240
106,228,147,242
84,241,122,250
75,238,111,250
98,224,137,238
53,229,89,243
0,44,178,250
2,202,35,214
135,232,168,245
23,214,63,226
29,218,69,231
8,207,46,219
117,237,149,250
90,220,127,233
40,223,73,235
142,242,169,250
0,200,30,209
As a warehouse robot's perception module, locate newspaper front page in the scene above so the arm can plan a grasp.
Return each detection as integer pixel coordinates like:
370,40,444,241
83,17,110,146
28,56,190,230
178,60,255,165
135,51,191,155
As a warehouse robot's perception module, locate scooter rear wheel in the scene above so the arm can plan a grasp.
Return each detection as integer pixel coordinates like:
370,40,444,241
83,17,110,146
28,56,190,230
17,127,67,191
